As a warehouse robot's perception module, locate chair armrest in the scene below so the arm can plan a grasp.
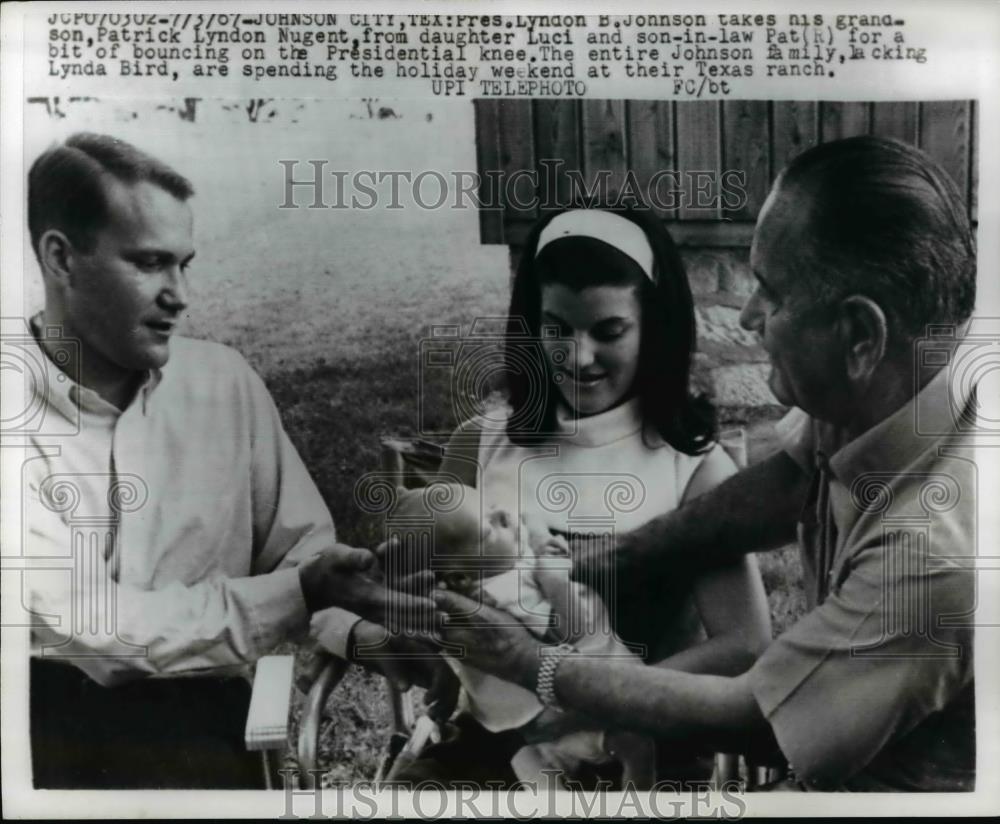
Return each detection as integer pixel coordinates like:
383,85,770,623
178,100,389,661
296,655,349,788
245,655,296,751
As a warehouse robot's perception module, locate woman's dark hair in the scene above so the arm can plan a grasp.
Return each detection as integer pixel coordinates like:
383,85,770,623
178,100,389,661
504,205,716,455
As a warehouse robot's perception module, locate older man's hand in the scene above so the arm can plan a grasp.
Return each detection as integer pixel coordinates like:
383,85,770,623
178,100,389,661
432,589,542,691
298,543,436,633
347,619,460,720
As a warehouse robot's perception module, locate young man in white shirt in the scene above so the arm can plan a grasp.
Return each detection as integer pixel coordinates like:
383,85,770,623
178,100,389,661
19,132,432,788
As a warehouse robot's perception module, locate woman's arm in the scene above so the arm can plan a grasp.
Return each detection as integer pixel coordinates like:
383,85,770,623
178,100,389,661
652,446,772,675
654,558,771,675
436,418,483,487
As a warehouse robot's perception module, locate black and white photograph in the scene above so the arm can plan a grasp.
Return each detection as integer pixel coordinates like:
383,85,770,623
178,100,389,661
1,3,998,819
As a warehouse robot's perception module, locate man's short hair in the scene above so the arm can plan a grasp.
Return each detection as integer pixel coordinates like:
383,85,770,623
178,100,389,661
775,135,976,342
28,132,194,255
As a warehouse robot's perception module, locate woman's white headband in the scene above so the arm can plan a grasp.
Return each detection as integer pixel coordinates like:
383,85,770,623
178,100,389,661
535,210,655,280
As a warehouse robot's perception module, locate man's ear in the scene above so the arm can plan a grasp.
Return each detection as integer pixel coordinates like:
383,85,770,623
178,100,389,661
838,295,888,383
37,229,76,287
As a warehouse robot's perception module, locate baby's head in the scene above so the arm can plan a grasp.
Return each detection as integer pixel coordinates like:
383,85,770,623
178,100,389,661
393,483,522,591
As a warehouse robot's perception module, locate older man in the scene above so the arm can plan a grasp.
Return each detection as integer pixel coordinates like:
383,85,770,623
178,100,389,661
17,133,432,788
432,136,979,791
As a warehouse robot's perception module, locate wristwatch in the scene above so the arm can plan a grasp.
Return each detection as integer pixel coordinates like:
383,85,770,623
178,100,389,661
536,643,577,708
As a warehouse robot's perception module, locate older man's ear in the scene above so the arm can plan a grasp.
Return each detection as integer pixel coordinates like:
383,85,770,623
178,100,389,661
838,294,889,384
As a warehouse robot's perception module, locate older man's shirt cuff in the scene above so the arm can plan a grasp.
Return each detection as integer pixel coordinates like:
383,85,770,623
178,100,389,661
309,608,363,659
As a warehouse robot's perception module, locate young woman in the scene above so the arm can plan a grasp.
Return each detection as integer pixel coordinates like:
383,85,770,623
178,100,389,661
399,206,771,787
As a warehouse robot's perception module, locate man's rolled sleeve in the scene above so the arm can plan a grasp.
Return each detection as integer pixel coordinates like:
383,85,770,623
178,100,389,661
747,539,974,789
245,566,312,651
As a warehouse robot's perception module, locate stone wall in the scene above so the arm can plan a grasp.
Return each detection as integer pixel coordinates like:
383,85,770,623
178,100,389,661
684,247,787,464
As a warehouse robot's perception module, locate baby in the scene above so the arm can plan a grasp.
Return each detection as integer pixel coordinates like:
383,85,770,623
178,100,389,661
392,482,654,788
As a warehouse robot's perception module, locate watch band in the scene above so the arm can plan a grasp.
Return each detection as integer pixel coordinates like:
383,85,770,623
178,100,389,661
536,643,577,708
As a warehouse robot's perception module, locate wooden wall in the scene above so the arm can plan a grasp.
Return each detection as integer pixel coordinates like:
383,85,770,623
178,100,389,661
474,99,978,247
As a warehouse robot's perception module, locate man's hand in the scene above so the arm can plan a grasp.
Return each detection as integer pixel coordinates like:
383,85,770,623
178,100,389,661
348,620,460,721
298,543,436,632
432,589,542,691
375,536,438,595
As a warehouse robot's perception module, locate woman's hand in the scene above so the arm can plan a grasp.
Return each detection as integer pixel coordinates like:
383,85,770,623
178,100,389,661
432,589,542,691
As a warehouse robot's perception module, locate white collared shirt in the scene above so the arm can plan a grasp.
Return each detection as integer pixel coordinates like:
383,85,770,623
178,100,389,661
14,320,355,685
